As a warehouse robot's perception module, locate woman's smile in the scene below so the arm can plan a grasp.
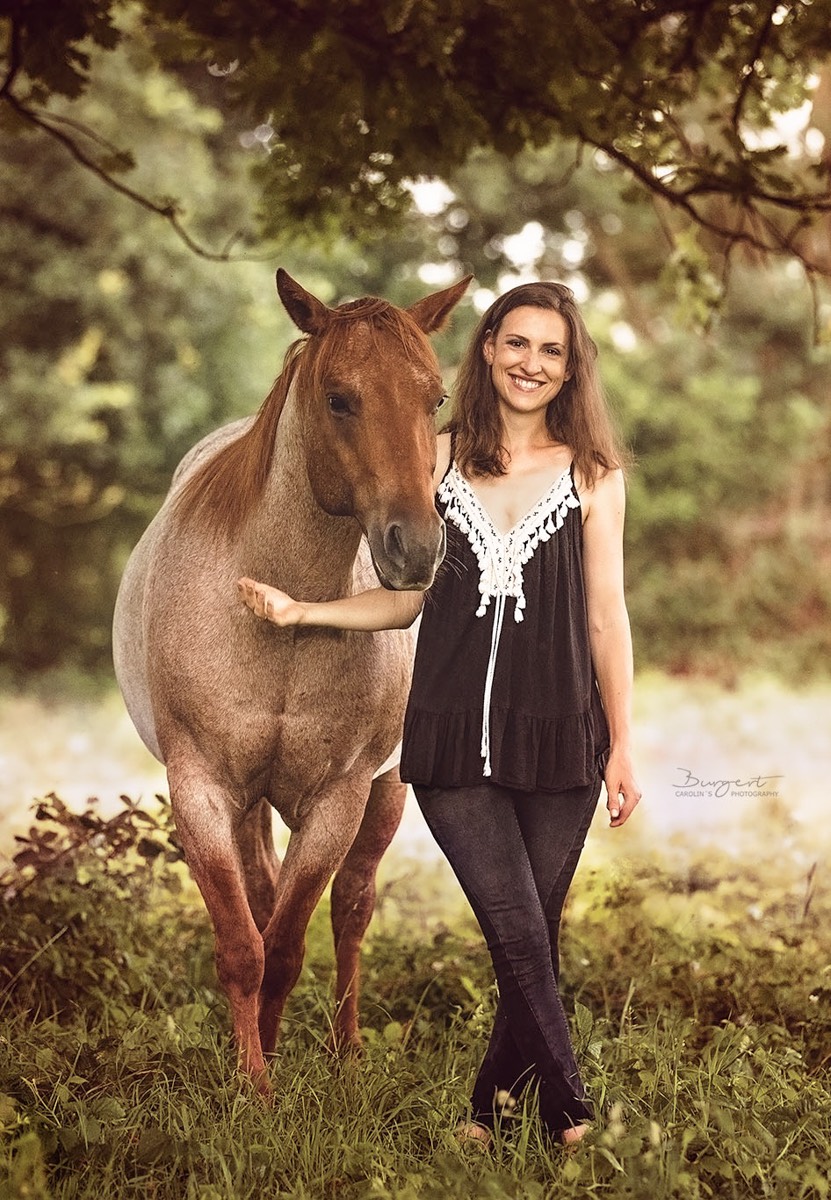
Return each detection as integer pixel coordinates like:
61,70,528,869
509,374,544,391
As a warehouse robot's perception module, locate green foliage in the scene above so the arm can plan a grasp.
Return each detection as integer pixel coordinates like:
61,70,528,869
1,794,830,1198
2,8,830,680
0,793,197,1019
4,0,831,253
414,143,831,679
0,23,290,672
611,265,831,679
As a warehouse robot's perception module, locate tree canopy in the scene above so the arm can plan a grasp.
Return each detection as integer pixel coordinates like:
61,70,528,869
3,0,831,278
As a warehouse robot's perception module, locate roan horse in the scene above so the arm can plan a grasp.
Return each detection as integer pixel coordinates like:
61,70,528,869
113,269,470,1093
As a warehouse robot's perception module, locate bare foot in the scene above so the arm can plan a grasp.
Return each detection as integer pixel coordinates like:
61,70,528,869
561,1123,590,1149
455,1121,493,1151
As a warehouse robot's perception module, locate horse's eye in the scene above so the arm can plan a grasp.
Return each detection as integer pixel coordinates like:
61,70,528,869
327,394,351,416
434,394,448,412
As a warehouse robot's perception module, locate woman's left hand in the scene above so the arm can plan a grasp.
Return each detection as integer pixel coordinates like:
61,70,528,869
603,748,641,827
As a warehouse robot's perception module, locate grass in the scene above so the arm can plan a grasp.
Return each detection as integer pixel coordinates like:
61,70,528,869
1,794,830,1199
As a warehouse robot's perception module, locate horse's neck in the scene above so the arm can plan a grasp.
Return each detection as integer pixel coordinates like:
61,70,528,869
240,395,361,598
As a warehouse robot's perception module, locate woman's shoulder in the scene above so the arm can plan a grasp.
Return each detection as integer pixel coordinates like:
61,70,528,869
432,431,453,490
574,461,626,522
573,459,625,489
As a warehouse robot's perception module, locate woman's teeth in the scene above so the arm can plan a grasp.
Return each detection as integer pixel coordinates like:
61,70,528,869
511,376,542,391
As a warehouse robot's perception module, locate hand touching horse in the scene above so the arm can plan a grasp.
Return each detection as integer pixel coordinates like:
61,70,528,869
113,269,470,1093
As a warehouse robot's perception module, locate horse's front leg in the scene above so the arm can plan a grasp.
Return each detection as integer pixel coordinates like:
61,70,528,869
167,758,269,1093
330,766,407,1053
258,779,368,1056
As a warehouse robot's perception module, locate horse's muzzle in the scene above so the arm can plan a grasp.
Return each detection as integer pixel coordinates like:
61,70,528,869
370,517,446,591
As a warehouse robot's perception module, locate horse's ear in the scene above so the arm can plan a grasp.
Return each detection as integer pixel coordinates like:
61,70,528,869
407,275,473,333
276,269,333,335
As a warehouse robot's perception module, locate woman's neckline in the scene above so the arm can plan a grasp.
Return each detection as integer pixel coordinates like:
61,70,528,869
448,462,573,540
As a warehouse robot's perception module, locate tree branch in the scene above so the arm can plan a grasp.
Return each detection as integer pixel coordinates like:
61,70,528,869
0,13,22,99
0,90,277,263
583,130,831,263
730,0,780,132
31,108,136,160
803,264,823,344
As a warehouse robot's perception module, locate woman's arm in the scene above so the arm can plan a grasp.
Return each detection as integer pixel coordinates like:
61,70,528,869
237,578,424,631
580,468,641,827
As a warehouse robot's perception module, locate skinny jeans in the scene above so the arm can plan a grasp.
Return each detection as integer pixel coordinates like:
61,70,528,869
414,771,601,1136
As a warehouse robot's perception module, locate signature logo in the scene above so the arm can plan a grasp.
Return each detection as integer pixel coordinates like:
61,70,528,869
672,767,783,799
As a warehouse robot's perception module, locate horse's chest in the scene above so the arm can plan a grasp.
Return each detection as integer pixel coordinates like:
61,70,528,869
286,627,409,709
261,628,411,796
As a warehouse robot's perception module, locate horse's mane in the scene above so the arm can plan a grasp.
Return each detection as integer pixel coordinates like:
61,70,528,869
173,297,433,539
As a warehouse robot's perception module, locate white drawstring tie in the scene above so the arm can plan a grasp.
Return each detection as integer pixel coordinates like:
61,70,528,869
480,592,506,776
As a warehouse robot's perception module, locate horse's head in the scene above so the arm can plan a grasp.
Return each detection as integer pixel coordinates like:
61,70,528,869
277,270,470,590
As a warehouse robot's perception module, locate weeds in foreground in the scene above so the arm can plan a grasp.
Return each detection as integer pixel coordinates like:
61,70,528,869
0,795,829,1199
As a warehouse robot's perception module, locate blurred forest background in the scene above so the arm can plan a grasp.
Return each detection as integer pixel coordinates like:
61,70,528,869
1,2,830,693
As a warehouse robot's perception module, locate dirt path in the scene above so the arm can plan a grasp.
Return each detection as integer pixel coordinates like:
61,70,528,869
2,673,829,871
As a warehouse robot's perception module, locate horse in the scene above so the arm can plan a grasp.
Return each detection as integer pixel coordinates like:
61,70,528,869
113,268,470,1093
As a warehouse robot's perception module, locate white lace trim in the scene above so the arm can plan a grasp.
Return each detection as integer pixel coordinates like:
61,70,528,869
437,462,579,625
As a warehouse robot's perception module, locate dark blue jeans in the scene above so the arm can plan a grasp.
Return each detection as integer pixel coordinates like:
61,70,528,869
414,771,602,1136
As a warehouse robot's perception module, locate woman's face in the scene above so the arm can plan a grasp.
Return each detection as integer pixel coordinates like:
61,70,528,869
482,305,572,417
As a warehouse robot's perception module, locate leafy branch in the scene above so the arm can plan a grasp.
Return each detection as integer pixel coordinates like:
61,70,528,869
1,792,183,903
2,90,270,261
2,0,831,279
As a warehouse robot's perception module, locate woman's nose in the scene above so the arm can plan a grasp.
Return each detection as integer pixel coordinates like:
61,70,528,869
521,347,542,374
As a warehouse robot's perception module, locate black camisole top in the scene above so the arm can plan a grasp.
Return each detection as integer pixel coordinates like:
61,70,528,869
399,454,610,793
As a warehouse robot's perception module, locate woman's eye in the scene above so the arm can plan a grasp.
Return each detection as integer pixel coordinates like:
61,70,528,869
327,394,351,415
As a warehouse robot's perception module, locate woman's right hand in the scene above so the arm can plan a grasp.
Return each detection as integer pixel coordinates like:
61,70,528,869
237,577,307,626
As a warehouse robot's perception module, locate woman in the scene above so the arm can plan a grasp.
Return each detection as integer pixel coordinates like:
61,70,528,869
239,281,640,1148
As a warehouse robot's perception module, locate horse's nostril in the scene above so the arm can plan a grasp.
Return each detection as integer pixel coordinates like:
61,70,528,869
375,518,444,588
384,522,406,564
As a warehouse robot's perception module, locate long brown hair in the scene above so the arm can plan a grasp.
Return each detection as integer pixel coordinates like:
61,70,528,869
446,282,628,485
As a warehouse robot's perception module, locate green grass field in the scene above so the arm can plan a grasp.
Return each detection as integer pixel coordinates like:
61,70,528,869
1,789,829,1200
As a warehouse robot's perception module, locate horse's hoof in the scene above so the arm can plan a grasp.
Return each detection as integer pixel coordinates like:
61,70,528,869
242,1065,274,1102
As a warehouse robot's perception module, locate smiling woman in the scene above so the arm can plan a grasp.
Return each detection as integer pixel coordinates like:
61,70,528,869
240,278,641,1149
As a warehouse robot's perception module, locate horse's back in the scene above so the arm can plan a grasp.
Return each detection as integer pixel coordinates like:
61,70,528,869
113,418,253,763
